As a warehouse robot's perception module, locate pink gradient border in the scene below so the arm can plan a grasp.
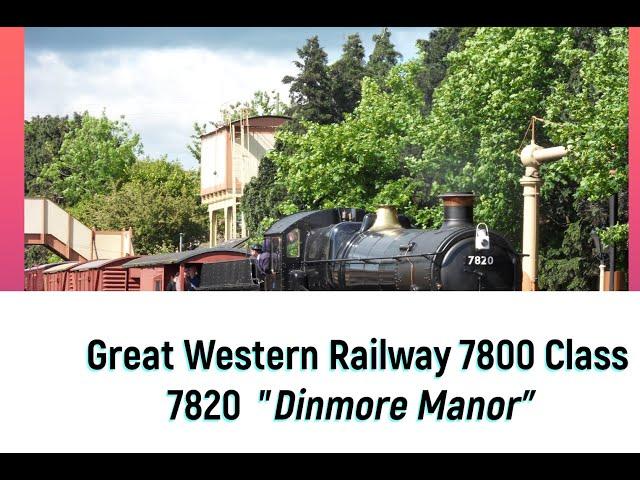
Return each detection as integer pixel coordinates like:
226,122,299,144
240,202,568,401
0,28,24,291
630,27,639,290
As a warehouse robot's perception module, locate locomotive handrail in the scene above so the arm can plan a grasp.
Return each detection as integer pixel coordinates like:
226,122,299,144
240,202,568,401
302,252,440,265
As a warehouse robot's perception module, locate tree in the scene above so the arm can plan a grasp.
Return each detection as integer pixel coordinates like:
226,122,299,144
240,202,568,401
415,27,477,111
282,36,335,125
24,113,82,198
38,112,142,206
544,28,627,202
367,28,402,82
71,158,208,255
240,152,290,242
410,27,627,290
330,34,367,119
539,27,628,288
24,247,61,269
272,62,428,219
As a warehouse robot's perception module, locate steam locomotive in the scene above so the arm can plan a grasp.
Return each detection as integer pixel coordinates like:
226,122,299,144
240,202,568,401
198,193,522,291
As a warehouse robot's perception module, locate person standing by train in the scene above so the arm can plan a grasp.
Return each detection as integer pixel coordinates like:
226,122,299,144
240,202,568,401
251,244,266,279
257,240,272,278
250,242,271,289
166,271,179,291
185,266,200,291
250,244,262,259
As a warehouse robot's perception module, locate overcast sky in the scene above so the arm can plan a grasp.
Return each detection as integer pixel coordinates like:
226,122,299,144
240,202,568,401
25,27,434,169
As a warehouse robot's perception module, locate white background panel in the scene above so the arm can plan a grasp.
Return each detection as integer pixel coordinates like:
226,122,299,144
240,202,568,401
0,291,638,452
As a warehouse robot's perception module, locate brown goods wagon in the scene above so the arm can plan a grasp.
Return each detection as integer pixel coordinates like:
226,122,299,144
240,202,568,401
69,256,140,291
42,262,80,291
121,241,248,291
24,261,70,291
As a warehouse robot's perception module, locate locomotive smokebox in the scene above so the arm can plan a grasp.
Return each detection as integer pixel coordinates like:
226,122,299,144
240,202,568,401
439,192,475,228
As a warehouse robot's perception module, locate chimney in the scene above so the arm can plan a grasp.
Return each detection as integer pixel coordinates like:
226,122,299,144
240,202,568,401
439,192,475,228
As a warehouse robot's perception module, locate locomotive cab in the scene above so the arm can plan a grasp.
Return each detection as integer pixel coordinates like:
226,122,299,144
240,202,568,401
262,208,366,290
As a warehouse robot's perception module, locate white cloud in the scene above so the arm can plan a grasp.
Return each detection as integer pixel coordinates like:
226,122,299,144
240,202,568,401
25,48,295,169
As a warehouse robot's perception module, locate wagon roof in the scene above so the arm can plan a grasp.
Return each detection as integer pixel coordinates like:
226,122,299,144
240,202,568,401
195,237,248,250
121,246,248,268
70,256,139,272
43,262,79,273
24,261,70,273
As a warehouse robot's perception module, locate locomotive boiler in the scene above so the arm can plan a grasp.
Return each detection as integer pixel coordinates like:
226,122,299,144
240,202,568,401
199,192,521,291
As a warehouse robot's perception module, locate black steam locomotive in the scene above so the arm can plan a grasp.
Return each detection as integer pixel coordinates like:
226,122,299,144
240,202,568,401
198,193,521,291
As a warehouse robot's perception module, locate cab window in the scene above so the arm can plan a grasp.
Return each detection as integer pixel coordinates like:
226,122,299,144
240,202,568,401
286,228,300,258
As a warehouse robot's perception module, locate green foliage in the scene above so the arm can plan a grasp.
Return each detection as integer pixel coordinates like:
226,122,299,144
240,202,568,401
283,36,335,125
330,34,367,119
272,61,427,217
415,27,477,111
598,223,629,248
38,112,142,206
240,153,289,242
259,27,628,290
538,221,593,291
414,27,628,288
24,246,62,269
24,113,82,197
414,28,573,239
544,27,628,201
25,112,208,263
71,158,208,255
239,33,374,237
367,28,402,82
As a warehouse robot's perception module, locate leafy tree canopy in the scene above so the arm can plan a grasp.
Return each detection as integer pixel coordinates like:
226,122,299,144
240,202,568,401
411,27,627,289
240,153,288,243
272,61,428,220
71,157,208,255
24,113,82,198
38,112,142,206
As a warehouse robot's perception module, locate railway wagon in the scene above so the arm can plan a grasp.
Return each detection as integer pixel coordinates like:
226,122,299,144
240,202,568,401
24,261,70,291
121,243,249,291
42,262,79,291
68,257,140,291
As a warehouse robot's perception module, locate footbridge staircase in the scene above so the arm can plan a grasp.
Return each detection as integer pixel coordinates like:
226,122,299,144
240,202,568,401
24,198,135,261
